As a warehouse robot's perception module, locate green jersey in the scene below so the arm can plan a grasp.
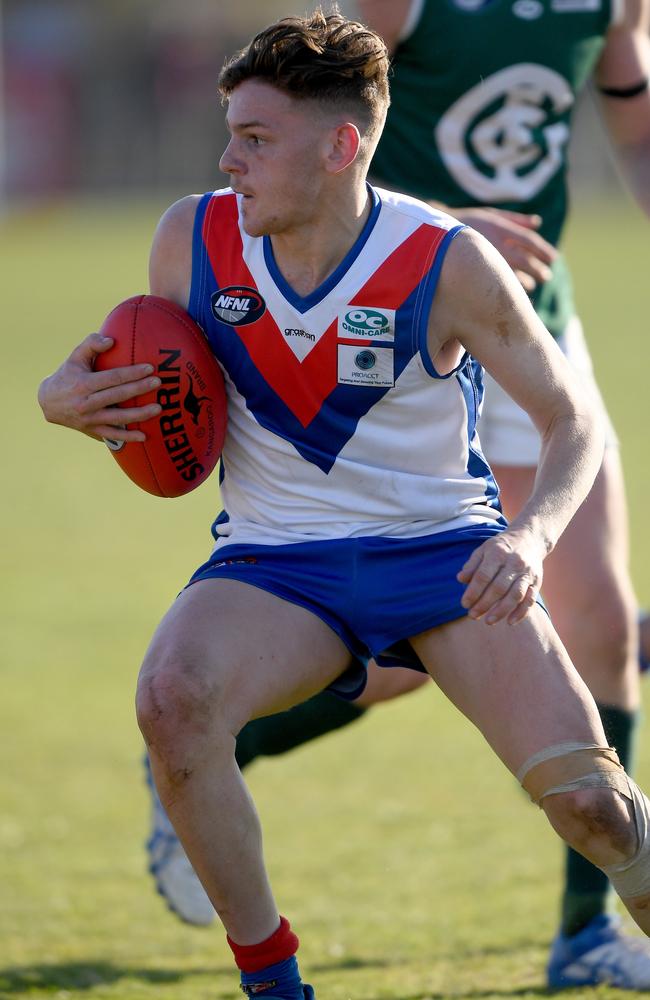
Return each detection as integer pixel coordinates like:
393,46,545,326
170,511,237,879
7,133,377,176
371,0,618,337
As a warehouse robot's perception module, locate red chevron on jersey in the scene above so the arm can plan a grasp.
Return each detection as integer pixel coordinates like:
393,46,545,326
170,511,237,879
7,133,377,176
202,193,450,430
348,224,448,311
203,195,340,426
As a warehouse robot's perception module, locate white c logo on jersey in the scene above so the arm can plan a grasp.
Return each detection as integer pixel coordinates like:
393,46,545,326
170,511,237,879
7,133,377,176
435,64,573,201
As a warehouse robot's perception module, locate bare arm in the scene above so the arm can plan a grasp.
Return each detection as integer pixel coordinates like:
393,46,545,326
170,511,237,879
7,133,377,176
595,0,650,215
354,0,414,54
148,194,198,305
428,230,605,624
37,196,197,441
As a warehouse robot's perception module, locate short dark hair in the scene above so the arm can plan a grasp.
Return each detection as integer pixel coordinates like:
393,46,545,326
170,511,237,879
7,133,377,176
218,8,390,147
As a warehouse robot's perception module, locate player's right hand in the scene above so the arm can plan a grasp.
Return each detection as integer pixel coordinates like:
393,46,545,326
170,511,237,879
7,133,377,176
452,207,558,292
37,333,162,442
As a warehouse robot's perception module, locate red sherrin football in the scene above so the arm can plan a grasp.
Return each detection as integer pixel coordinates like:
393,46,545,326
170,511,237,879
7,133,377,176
95,294,226,497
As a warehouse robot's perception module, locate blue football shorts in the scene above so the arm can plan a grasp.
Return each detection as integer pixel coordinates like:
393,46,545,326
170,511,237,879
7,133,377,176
187,519,517,699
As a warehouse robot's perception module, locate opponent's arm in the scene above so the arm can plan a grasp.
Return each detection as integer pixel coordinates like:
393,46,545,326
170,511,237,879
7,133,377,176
442,207,557,292
595,0,650,215
354,0,414,54
428,229,605,625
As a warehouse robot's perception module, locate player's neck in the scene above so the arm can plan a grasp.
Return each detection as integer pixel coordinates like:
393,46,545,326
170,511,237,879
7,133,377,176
269,183,372,298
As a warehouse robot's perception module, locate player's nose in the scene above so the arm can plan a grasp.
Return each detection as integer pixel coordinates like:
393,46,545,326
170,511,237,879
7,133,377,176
219,140,243,177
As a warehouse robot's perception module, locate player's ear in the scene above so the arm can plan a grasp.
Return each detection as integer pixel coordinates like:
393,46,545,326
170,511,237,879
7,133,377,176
323,122,362,174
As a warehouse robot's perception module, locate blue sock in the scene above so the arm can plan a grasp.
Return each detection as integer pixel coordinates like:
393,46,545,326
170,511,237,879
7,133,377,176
240,955,305,998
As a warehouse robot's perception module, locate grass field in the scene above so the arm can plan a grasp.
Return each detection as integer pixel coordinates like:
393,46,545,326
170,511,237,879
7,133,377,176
1,195,649,1000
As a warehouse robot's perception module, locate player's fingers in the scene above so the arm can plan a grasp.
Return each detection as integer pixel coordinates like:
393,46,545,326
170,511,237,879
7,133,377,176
505,233,556,268
509,257,552,290
68,333,114,366
507,585,538,625
459,560,502,612
91,402,162,426
86,376,161,411
464,566,527,620
477,573,534,624
456,545,485,584
90,365,158,392
94,425,147,444
491,209,543,229
514,269,537,292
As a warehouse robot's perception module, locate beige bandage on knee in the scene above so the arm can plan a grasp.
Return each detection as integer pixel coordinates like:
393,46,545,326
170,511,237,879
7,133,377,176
516,741,629,805
517,741,650,900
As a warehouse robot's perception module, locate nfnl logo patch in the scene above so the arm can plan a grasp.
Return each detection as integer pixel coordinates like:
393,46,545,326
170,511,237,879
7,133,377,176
211,285,266,326
338,307,395,342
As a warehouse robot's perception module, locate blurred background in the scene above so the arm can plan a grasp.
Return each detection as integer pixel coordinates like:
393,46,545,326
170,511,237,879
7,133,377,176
0,0,624,204
2,0,305,202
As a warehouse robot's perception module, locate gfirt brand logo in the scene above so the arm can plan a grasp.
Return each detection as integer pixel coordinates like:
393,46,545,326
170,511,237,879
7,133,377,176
339,307,395,341
211,285,266,326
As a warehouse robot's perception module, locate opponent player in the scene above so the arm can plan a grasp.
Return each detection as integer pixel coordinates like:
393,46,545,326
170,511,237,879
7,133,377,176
39,12,650,1000
142,0,650,986
361,0,650,987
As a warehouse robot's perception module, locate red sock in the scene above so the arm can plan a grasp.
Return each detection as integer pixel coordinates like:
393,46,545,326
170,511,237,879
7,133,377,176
227,915,300,973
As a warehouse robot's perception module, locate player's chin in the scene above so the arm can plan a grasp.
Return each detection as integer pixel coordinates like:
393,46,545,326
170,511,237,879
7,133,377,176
240,214,272,238
240,203,279,238
241,220,266,238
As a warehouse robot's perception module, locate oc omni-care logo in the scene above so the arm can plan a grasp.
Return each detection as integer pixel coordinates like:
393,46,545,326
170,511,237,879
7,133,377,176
211,285,266,326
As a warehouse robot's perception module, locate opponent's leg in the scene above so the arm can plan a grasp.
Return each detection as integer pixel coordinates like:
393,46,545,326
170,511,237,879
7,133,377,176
640,613,650,674
136,577,352,996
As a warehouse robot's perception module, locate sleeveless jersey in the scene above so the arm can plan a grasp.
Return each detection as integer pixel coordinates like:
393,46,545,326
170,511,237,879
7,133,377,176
188,186,502,547
371,0,619,337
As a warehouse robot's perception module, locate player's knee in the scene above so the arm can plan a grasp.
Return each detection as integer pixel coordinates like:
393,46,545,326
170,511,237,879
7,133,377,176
518,742,650,900
544,786,638,867
136,643,225,753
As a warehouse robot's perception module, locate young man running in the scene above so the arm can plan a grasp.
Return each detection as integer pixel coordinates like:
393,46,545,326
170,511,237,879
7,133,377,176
144,2,650,987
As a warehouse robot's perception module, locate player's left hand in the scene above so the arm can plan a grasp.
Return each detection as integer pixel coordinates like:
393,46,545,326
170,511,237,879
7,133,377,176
457,528,545,625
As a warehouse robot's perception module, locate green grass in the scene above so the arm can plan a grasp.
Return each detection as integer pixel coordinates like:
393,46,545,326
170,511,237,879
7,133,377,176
1,195,649,999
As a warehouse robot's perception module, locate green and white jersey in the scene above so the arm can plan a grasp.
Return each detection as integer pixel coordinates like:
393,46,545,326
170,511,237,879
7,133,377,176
371,0,621,336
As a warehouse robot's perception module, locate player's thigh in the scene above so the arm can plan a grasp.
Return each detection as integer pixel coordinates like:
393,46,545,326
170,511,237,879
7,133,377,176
409,606,606,776
140,577,353,731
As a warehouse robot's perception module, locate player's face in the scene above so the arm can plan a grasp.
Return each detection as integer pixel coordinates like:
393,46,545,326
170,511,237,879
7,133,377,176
220,80,327,237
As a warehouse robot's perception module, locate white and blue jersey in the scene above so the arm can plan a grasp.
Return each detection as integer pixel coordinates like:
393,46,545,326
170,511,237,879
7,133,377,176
188,185,502,548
